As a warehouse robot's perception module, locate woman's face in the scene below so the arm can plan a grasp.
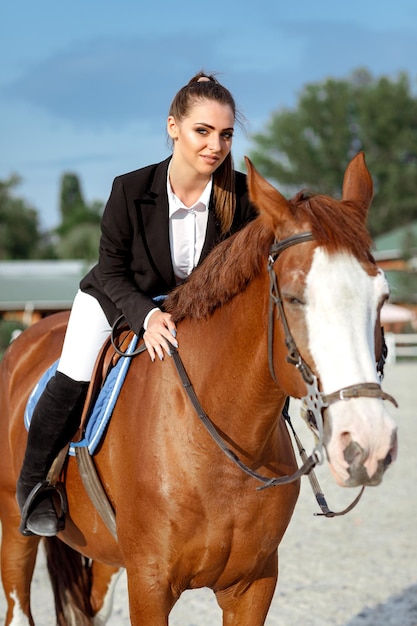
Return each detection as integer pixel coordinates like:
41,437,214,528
167,99,234,179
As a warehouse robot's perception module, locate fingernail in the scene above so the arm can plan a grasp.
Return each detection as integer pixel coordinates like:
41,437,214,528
171,328,177,338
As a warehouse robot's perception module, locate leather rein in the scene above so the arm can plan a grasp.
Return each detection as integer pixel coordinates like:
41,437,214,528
111,232,398,517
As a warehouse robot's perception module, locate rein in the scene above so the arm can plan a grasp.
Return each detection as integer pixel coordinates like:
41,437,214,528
170,347,318,490
169,350,363,517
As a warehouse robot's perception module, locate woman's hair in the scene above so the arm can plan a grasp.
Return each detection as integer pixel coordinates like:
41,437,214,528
169,71,242,234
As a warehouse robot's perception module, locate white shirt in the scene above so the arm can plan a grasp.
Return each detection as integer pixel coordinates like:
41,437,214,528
143,168,212,329
167,174,212,282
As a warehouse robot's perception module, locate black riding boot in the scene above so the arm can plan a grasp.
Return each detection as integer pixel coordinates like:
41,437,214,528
16,371,88,537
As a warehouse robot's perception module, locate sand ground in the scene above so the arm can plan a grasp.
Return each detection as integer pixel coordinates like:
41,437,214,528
1,362,416,625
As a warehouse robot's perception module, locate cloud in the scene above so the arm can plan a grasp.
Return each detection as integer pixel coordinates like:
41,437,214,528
2,35,240,129
0,31,309,132
2,21,416,134
0,25,326,130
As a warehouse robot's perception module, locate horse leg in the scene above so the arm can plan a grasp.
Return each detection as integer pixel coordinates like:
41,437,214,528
124,565,177,626
89,562,124,625
215,553,278,626
0,510,40,625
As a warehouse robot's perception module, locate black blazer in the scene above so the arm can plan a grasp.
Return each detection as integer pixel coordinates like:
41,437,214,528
81,157,256,335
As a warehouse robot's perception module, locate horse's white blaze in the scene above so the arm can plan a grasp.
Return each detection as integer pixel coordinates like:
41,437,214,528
305,249,396,485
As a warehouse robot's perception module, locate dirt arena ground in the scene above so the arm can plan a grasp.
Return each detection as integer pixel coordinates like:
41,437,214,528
1,361,416,625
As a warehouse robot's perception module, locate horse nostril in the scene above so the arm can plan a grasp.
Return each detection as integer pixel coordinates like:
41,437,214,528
343,440,365,466
389,429,398,463
383,452,392,469
340,431,352,448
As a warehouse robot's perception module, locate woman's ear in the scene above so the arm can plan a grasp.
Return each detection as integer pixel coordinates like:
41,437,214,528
167,115,179,140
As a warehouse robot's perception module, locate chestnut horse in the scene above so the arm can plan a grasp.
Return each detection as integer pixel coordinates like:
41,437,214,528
0,153,397,625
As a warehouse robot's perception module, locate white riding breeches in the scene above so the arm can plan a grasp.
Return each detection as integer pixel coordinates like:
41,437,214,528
57,290,112,382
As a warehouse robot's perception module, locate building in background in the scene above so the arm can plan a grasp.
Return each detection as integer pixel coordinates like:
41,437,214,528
0,260,91,326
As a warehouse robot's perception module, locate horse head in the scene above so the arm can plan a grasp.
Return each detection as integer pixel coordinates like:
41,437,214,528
245,152,398,488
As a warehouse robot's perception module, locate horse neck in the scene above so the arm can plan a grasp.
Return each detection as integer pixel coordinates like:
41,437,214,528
178,276,286,453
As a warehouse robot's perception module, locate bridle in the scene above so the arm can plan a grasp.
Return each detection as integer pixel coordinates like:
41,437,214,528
264,231,398,516
267,231,397,462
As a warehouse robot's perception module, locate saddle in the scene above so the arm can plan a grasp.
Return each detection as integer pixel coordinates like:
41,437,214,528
46,324,145,540
77,325,139,441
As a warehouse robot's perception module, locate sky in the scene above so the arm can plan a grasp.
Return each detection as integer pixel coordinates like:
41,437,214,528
1,0,417,229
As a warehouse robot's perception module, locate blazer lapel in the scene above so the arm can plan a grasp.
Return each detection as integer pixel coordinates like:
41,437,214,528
135,158,175,288
136,159,222,284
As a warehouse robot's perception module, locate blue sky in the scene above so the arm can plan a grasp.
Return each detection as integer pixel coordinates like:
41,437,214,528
1,0,417,229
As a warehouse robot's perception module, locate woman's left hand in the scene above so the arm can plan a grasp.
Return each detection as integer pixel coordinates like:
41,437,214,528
143,310,178,361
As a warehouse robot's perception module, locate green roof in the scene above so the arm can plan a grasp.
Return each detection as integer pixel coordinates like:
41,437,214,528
373,221,417,254
0,261,92,311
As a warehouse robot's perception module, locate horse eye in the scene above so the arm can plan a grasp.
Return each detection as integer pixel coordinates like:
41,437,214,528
285,295,304,306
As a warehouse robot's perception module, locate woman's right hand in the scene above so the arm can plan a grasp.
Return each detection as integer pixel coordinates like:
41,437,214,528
143,310,178,361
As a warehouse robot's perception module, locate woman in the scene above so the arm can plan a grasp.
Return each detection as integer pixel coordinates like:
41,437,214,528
17,71,257,537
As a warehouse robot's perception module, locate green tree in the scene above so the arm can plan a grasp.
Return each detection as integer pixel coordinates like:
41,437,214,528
56,173,102,260
0,175,55,259
247,69,417,236
55,223,101,261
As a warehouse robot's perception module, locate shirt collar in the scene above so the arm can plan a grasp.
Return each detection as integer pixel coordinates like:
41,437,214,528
167,163,212,217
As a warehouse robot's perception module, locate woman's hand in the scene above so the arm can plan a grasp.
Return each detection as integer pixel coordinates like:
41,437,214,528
143,310,178,361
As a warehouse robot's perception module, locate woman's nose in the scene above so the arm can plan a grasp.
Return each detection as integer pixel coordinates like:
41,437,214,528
208,134,221,152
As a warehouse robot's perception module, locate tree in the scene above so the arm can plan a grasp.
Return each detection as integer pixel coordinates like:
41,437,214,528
55,223,101,261
247,69,417,236
56,173,102,260
0,175,55,259
60,173,85,222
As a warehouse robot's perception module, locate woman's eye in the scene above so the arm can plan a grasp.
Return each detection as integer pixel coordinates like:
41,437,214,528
222,132,234,140
196,127,208,135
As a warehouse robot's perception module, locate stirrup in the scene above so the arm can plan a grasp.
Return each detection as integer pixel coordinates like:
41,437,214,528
19,480,67,537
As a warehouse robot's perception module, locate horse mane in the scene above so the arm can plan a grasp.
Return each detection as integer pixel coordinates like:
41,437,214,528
165,191,373,324
165,217,273,323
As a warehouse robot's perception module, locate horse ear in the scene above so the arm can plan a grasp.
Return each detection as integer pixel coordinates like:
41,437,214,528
244,157,292,228
342,152,373,215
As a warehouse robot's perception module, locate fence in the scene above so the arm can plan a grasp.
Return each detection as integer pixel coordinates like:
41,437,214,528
385,333,417,363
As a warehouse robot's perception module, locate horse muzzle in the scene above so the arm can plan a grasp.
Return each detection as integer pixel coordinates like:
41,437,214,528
342,428,398,486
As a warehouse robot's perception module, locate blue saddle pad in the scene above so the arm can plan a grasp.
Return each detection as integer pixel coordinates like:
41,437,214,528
24,334,139,456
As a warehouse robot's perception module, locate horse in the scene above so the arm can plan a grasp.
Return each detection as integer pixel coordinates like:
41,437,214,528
0,153,398,625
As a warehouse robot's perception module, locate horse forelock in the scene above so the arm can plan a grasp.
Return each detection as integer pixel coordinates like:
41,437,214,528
165,217,273,323
291,191,373,262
